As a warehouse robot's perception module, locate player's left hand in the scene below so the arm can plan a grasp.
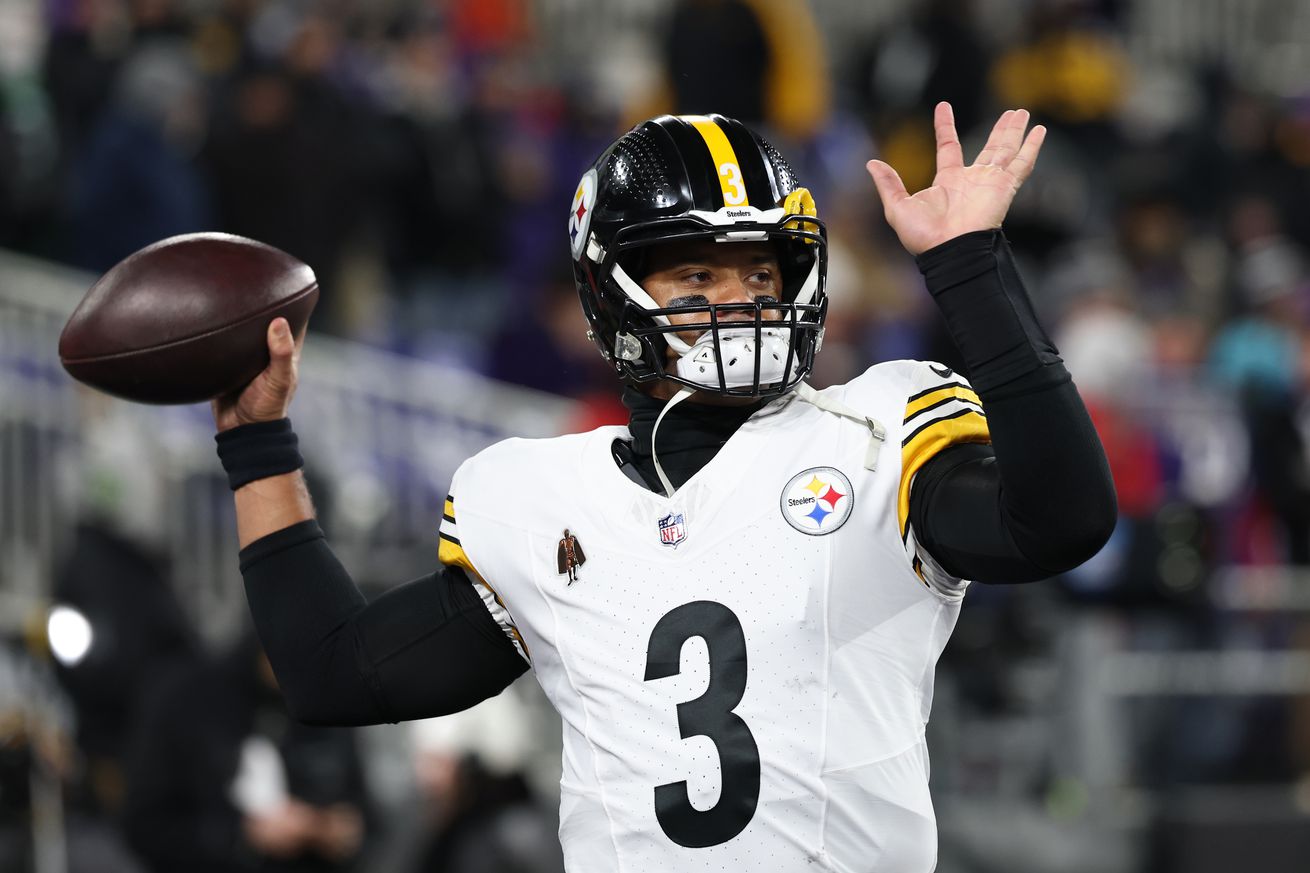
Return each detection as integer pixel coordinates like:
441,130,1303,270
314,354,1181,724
867,102,1046,256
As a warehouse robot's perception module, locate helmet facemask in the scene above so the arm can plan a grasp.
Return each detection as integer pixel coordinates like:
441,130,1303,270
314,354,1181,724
590,209,827,398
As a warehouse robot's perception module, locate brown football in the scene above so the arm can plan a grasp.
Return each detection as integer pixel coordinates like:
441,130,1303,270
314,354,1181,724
58,233,318,404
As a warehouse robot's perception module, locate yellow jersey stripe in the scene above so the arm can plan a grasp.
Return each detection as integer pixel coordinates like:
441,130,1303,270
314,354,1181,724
682,115,749,207
438,534,531,659
438,535,476,576
898,410,991,536
904,385,983,422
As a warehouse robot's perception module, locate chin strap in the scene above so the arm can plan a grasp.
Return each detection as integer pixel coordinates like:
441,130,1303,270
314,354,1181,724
651,387,696,498
793,382,887,472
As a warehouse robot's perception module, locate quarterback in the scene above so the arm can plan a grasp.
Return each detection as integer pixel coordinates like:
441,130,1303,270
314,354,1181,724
214,104,1115,871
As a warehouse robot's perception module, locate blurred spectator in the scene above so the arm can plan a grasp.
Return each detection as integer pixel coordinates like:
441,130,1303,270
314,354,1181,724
202,20,369,331
67,43,212,271
41,0,127,168
664,0,828,140
404,685,563,873
52,521,197,814
51,392,199,817
664,0,769,125
447,0,531,58
488,278,610,397
1112,188,1224,322
991,0,1129,130
854,0,992,136
122,633,369,872
1211,238,1310,563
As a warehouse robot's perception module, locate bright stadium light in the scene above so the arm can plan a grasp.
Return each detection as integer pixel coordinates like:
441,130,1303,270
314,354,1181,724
47,605,94,666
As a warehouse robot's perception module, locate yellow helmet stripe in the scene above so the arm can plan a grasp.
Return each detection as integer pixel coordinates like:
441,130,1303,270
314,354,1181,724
681,115,750,207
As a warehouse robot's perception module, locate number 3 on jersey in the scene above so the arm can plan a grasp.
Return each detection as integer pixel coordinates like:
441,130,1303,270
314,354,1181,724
643,601,760,848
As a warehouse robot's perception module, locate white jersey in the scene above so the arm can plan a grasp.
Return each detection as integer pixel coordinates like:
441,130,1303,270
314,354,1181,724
437,361,990,873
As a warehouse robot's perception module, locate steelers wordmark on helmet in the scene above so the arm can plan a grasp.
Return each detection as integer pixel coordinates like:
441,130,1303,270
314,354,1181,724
780,466,854,535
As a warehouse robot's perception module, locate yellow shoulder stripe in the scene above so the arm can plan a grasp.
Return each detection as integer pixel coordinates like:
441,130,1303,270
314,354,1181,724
681,115,748,207
898,411,991,536
438,534,531,659
438,535,478,577
904,385,982,421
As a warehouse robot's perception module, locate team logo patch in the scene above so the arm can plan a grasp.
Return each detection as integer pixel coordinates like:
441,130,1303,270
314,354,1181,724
780,467,854,535
569,169,598,258
657,512,687,548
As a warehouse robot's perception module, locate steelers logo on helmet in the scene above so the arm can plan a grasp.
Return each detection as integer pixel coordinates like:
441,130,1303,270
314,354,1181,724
569,169,598,259
780,467,854,535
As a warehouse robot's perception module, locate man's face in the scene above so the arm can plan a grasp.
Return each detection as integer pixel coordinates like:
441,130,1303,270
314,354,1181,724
639,240,783,358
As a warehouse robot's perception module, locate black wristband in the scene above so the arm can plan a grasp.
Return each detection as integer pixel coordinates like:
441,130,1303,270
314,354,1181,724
215,418,304,491
916,229,1062,397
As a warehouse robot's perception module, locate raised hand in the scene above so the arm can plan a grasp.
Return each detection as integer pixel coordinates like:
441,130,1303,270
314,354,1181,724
867,102,1046,256
211,317,302,432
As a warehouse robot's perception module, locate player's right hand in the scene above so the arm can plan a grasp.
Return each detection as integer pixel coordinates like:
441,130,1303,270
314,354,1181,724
212,317,302,432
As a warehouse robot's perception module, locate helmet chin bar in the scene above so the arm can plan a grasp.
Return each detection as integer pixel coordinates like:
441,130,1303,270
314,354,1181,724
675,327,798,389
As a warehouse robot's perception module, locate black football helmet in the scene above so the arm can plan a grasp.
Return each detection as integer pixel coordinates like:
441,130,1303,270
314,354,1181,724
570,114,827,398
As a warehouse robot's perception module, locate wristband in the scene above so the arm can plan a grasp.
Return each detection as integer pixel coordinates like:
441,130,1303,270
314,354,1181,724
215,418,304,491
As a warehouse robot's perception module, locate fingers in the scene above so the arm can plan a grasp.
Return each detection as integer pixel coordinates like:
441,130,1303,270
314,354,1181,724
865,159,909,214
266,317,298,387
268,317,295,358
1007,123,1047,186
969,108,1044,183
977,109,1031,166
973,109,1015,166
932,101,964,173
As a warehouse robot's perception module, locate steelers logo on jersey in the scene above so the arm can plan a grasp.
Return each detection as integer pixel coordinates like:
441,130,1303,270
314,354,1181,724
780,467,854,535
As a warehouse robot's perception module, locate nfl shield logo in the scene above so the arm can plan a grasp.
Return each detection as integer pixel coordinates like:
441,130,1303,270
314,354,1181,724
657,512,687,548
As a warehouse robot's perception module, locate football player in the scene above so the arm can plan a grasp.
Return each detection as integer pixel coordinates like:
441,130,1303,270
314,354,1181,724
214,104,1115,872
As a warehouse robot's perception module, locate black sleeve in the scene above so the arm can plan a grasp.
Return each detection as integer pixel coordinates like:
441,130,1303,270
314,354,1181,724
908,230,1117,583
240,520,528,726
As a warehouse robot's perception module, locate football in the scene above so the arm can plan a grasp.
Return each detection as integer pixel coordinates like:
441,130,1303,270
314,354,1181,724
58,233,318,404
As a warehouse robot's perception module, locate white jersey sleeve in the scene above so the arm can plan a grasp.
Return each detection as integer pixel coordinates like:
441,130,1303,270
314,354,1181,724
894,361,991,596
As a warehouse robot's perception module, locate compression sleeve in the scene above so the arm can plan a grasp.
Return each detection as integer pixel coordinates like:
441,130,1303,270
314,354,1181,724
909,230,1117,583
240,519,527,726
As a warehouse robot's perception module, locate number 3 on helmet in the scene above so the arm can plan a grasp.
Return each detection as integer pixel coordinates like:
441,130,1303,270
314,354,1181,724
570,114,828,398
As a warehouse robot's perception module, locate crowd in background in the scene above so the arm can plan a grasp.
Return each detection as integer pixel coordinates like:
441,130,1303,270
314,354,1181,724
4,0,1310,870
